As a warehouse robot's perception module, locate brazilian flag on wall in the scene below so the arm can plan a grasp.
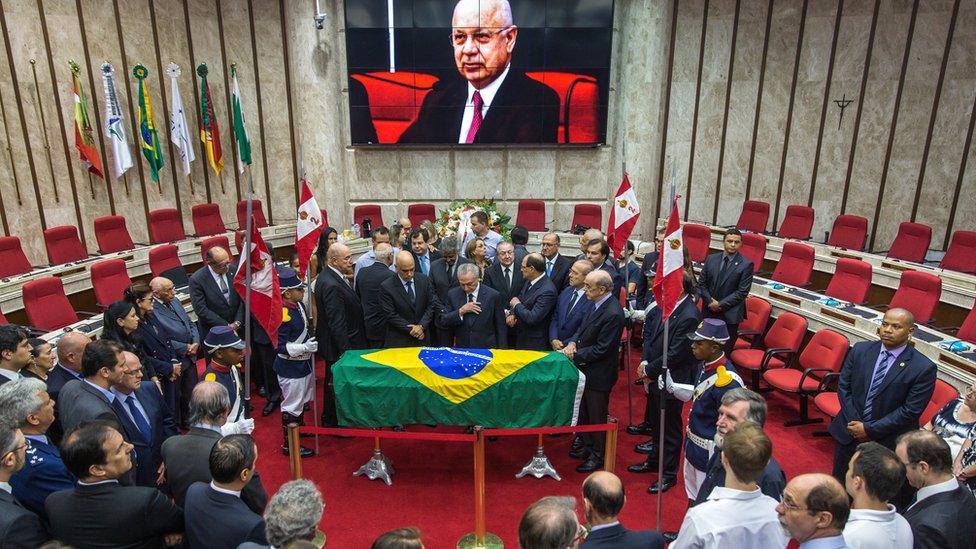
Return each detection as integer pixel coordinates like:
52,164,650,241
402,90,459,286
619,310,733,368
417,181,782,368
333,348,585,428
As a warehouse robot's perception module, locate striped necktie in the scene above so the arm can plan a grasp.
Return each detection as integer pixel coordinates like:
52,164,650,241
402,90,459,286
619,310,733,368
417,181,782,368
864,350,893,420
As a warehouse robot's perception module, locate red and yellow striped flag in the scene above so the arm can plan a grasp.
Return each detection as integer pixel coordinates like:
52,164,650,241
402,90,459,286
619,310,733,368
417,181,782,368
196,63,223,176
69,61,103,178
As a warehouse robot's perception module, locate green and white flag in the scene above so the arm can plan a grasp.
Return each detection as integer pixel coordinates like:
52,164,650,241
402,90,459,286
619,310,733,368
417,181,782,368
230,65,251,173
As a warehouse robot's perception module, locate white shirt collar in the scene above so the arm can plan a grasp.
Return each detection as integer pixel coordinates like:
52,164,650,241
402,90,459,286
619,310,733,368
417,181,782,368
848,504,899,523
912,476,959,507
527,273,542,287
0,481,10,494
84,379,116,402
706,486,765,501
588,521,620,532
329,265,346,281
210,481,242,498
0,368,21,381
24,434,49,446
799,535,848,549
468,284,480,301
466,64,511,111
191,422,223,433
592,293,612,311
208,266,228,285
78,479,119,486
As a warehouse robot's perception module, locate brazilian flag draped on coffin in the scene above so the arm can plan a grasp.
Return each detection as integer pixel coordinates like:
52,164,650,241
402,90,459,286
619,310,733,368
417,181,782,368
333,348,585,428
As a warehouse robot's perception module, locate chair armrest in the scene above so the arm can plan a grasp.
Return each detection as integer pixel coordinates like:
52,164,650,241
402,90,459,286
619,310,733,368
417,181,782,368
737,329,761,337
933,325,960,335
759,347,797,371
797,368,833,395
76,310,99,319
815,372,840,393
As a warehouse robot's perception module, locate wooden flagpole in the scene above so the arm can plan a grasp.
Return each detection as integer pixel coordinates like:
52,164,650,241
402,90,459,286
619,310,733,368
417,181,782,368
29,59,59,203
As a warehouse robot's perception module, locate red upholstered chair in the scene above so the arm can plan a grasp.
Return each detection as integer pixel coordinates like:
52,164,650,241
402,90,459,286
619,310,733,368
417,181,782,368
827,215,868,250
940,230,976,275
884,271,942,324
571,204,602,231
734,297,772,351
771,242,815,287
90,259,132,310
516,200,547,232
735,200,770,233
683,224,712,263
919,379,959,428
44,225,88,265
236,200,268,230
814,391,840,427
763,329,849,426
93,215,136,253
739,233,767,274
0,309,6,324
148,208,187,243
192,203,227,237
22,277,80,331
775,205,815,240
407,203,436,227
148,245,188,288
320,209,329,228
730,311,808,390
349,71,439,143
201,236,232,262
234,231,245,255
353,204,384,228
525,72,600,143
824,258,872,304
0,236,33,278
955,308,976,345
885,222,931,263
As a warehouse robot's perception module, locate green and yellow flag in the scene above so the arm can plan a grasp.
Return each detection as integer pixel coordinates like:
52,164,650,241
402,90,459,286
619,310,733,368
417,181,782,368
332,348,584,427
131,64,164,182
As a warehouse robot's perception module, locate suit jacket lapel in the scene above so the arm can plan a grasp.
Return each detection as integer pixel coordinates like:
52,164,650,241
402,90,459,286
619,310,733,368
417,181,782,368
873,345,914,397
717,252,740,287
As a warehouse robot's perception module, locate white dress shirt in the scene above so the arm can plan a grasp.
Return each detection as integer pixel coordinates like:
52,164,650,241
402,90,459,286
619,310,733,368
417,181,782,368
671,486,788,549
799,535,850,549
843,505,913,549
458,64,511,143
209,481,242,498
209,266,231,300
0,481,11,494
909,476,959,509
459,284,482,321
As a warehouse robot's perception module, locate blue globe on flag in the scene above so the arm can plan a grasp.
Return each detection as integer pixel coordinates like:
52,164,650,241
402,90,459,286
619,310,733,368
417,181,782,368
418,348,493,379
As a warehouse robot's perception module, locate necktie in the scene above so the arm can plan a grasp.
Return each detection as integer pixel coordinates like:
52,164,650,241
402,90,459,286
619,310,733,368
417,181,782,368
504,267,512,293
864,350,893,420
421,256,429,275
718,256,730,279
125,396,152,441
546,260,553,277
465,91,484,144
568,290,581,312
467,293,474,303
406,280,415,303
218,274,229,300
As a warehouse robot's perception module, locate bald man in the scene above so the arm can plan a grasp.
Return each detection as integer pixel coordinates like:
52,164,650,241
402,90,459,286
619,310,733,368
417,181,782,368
580,471,664,548
777,474,850,548
356,242,396,348
46,331,91,445
398,0,559,144
379,252,437,348
189,246,243,343
150,276,200,427
313,243,367,426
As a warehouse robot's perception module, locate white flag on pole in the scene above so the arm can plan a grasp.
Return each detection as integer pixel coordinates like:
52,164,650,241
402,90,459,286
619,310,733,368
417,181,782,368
166,63,195,176
100,63,133,180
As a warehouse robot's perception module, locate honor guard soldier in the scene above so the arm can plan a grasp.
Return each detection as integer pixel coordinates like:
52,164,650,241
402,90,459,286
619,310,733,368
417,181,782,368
202,326,249,423
659,318,743,500
276,268,317,458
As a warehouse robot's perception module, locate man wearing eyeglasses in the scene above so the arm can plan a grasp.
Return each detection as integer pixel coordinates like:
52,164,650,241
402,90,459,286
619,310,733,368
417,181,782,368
0,423,47,548
398,0,560,144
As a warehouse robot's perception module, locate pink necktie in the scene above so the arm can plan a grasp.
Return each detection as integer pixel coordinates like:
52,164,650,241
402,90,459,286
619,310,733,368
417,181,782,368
464,91,484,144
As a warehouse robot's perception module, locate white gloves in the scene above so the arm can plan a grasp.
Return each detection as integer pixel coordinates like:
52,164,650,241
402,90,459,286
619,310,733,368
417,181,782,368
627,308,647,322
286,338,318,357
221,418,255,435
657,369,694,402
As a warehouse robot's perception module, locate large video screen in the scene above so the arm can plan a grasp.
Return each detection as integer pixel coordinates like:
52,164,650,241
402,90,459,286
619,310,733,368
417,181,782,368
344,0,615,146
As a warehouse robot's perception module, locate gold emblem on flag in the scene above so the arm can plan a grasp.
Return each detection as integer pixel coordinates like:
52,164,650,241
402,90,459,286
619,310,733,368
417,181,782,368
669,238,681,250
299,211,308,221
618,198,629,208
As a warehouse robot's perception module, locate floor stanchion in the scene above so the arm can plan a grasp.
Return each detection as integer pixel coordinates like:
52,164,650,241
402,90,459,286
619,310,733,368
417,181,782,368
603,418,618,473
457,427,503,548
515,433,561,480
288,425,303,480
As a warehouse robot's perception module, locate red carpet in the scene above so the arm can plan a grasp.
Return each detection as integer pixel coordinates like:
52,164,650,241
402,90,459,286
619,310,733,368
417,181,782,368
244,352,835,547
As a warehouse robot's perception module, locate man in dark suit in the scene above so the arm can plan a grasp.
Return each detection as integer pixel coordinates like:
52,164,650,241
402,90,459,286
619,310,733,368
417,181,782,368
46,331,90,445
161,381,267,514
0,325,30,386
380,252,437,347
897,430,976,548
0,424,48,548
697,228,753,354
627,273,700,482
584,239,624,298
549,260,594,351
829,308,937,483
508,253,558,352
183,435,266,548
439,263,507,348
112,351,178,488
56,339,129,434
314,243,367,426
428,237,471,346
189,246,242,344
409,228,442,277
398,0,559,144
484,241,525,304
561,270,625,472
541,232,573,293
0,378,75,522
150,277,200,426
46,422,184,548
579,471,664,548
355,243,396,349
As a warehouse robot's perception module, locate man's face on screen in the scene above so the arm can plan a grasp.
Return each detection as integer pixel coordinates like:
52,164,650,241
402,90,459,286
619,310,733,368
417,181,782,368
451,0,517,90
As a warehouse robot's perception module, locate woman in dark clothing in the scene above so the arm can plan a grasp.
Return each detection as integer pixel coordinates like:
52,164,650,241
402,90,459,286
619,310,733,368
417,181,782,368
22,338,56,381
101,297,171,397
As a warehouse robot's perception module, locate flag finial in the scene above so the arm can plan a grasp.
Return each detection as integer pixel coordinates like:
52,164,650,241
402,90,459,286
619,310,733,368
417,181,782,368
68,60,80,75
132,64,149,80
196,63,208,78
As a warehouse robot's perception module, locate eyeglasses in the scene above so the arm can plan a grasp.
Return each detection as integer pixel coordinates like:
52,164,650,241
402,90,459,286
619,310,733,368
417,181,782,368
3,442,27,458
778,495,808,512
450,27,512,46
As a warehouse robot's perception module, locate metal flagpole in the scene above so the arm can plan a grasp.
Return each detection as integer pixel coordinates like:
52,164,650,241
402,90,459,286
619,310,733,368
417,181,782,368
297,144,320,453
621,156,633,427
243,165,254,408
656,158,677,530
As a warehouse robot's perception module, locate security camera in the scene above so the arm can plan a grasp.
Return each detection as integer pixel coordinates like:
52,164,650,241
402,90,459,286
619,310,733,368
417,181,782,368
314,13,325,29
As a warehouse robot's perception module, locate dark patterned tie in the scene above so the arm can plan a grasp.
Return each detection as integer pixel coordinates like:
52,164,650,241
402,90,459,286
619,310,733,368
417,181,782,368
464,91,484,144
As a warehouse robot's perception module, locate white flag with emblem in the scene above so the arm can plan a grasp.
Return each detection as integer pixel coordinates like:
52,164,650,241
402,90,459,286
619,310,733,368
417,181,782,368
167,63,195,176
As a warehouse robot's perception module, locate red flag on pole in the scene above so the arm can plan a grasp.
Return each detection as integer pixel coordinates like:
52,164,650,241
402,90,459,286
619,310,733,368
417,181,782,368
234,223,282,347
652,197,684,319
295,177,324,278
606,173,640,257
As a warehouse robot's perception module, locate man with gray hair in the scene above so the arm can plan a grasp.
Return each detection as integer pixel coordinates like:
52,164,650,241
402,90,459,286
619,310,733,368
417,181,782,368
239,479,324,549
161,381,267,514
693,388,786,507
429,235,472,346
0,422,47,548
150,276,200,427
518,496,582,549
0,377,74,521
355,242,396,348
439,262,507,348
